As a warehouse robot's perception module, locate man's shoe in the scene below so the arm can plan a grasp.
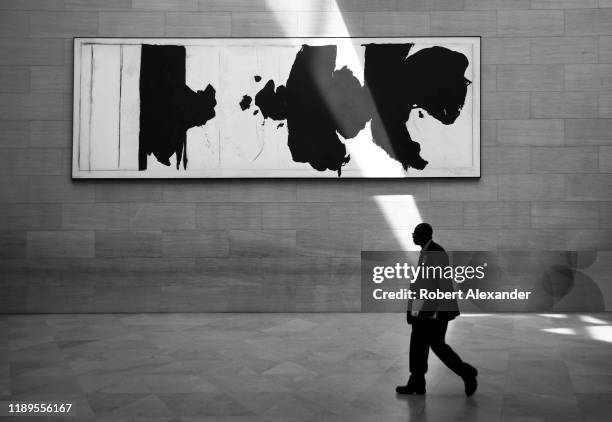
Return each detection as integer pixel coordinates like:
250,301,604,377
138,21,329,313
396,377,426,395
396,384,426,395
462,364,478,397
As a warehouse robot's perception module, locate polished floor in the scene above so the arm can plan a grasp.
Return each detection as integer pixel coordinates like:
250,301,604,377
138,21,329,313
1,313,611,421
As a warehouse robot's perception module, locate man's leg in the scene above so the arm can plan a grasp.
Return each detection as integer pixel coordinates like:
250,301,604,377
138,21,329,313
397,319,429,394
409,320,430,378
428,320,465,376
429,320,478,396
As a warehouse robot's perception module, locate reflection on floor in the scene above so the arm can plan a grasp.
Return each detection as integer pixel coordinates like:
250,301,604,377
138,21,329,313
1,313,611,421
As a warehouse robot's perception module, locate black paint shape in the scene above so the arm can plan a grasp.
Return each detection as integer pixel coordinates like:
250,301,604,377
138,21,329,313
363,44,426,170
277,123,284,128
363,44,470,171
327,65,370,139
285,45,353,176
254,80,287,121
139,44,216,170
253,110,259,115
254,75,261,82
403,46,470,125
239,95,252,110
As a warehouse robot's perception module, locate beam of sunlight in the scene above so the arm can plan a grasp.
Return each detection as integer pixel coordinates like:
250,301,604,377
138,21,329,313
585,326,612,343
265,4,301,36
373,195,422,251
328,3,423,251
331,12,403,177
579,315,609,325
542,328,576,335
265,1,422,248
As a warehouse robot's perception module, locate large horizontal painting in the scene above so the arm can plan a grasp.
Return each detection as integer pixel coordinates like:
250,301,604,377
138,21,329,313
72,37,480,178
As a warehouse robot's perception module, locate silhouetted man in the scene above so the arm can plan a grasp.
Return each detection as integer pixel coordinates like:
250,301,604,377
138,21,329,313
396,223,478,396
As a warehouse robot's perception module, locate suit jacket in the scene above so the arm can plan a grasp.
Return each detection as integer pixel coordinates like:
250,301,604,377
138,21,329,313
407,240,460,323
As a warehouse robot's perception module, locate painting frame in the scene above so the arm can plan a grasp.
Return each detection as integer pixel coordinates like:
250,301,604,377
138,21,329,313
72,36,481,179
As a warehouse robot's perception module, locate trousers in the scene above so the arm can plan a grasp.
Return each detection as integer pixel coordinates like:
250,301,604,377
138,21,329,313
409,318,466,378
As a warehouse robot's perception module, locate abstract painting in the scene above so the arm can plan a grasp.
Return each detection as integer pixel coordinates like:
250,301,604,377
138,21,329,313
72,37,480,178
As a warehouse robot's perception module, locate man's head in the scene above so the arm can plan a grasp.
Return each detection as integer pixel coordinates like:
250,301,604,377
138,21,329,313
412,222,433,247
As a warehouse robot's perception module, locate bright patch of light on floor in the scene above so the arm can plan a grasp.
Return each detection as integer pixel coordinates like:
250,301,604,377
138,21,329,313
579,315,609,325
542,327,576,335
538,314,568,319
460,314,494,317
585,326,612,343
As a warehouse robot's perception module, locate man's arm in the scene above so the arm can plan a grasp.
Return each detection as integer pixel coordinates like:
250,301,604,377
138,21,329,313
418,250,448,317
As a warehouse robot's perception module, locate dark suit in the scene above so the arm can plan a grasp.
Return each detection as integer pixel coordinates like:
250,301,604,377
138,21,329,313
406,240,467,379
407,240,459,322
